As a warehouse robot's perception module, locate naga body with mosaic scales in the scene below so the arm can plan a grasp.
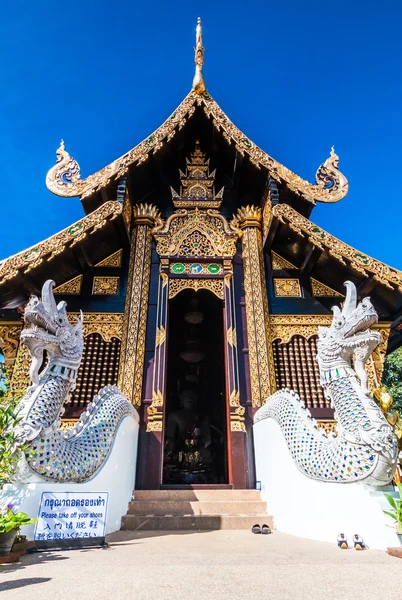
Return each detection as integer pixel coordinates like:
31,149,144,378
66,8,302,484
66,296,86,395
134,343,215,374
255,281,398,485
9,280,138,483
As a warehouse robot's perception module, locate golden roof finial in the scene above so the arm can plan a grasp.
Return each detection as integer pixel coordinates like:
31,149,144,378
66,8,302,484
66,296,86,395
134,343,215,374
192,17,206,95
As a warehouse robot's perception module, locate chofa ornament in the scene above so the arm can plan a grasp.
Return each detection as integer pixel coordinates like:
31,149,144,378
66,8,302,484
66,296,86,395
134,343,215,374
10,280,138,483
45,140,82,196
255,281,398,485
315,146,348,201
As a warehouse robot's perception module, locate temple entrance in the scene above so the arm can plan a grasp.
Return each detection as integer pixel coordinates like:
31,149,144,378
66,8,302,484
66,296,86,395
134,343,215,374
163,289,228,485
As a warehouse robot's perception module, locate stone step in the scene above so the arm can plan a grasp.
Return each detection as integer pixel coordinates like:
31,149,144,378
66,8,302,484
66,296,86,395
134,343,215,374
133,489,262,502
127,500,268,516
121,514,274,531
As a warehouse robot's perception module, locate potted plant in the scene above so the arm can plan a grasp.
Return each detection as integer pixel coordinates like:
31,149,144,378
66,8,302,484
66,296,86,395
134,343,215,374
0,503,37,556
12,533,27,554
383,482,402,545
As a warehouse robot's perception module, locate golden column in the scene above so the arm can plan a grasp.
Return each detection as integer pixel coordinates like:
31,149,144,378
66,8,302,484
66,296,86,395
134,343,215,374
119,203,160,406
235,205,275,407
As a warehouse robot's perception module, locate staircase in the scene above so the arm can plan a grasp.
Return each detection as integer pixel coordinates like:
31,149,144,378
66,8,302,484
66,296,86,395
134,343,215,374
121,489,273,531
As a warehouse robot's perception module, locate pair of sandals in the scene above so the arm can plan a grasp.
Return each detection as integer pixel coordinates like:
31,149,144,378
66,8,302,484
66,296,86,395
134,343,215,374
337,533,366,550
252,524,272,534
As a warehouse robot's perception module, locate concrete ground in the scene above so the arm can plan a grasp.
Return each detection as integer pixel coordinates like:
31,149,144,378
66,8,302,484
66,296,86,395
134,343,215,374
1,530,402,600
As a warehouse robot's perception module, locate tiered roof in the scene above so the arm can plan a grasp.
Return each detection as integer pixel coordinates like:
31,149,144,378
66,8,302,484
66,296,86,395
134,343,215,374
45,20,347,206
0,18,401,351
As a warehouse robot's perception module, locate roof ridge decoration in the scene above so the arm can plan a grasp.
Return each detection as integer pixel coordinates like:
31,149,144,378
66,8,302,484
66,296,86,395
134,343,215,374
171,141,224,209
192,17,206,95
0,201,122,285
273,204,402,292
45,22,348,205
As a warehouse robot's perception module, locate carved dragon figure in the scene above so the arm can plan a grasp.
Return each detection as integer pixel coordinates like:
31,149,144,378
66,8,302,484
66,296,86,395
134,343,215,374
255,282,398,485
11,280,138,483
45,140,82,197
314,146,348,202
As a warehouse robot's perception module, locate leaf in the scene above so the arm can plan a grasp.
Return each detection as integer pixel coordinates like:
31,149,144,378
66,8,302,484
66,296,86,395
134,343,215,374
384,493,397,509
383,348,402,411
13,512,29,520
383,510,398,521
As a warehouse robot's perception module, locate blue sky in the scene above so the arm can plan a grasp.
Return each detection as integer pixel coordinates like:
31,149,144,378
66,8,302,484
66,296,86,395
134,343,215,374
1,1,402,267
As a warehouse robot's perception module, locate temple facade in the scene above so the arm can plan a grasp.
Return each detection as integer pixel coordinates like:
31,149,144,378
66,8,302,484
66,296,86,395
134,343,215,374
1,19,402,490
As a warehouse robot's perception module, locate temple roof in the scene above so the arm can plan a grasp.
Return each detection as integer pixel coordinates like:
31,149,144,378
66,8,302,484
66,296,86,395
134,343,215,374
0,201,127,308
45,20,348,207
270,204,402,294
2,19,401,349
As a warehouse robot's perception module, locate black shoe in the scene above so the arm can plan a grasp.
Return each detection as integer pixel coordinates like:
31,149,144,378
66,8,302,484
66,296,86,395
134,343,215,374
252,524,261,534
261,524,272,534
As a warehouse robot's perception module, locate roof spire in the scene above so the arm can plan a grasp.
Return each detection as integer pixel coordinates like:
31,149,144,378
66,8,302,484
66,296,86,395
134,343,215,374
192,17,206,95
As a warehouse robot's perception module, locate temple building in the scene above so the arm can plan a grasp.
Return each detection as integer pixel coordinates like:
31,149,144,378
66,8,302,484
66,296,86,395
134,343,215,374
1,19,402,491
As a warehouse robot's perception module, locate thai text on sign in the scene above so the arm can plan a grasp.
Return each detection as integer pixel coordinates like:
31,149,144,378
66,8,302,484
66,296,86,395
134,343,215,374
34,492,108,541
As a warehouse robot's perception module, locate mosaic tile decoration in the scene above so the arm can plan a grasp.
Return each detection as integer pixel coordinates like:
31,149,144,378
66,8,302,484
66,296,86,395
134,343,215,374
170,262,222,275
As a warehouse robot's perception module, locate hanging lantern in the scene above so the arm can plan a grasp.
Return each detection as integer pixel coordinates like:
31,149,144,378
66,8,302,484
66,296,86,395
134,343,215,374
184,298,204,325
180,338,205,363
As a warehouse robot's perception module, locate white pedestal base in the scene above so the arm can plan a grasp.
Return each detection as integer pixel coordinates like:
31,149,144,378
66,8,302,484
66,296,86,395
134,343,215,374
0,415,139,540
254,417,398,550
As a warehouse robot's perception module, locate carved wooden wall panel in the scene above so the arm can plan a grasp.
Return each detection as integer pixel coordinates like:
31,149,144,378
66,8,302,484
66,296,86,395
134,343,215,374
272,335,328,409
64,333,121,417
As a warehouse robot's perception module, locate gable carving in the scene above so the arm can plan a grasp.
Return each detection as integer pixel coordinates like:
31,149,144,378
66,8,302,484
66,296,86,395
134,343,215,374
154,209,239,259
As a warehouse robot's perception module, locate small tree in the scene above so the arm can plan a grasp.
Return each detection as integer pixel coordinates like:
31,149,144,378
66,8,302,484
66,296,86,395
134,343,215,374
383,347,402,413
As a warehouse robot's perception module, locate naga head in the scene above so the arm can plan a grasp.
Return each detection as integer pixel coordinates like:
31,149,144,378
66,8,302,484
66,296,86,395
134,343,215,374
317,282,381,388
21,280,84,386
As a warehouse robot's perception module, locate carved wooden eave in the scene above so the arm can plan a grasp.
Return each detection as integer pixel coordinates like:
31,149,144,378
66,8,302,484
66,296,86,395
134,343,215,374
0,201,122,286
45,91,348,205
273,204,402,293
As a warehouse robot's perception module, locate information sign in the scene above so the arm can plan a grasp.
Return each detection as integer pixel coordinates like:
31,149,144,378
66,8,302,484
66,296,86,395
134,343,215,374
34,492,108,542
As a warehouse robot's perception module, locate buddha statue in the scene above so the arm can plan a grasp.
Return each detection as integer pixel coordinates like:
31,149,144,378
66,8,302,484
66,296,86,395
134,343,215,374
165,389,212,482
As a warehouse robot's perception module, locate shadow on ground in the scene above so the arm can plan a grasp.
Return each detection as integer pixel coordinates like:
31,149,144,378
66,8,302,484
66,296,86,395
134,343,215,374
0,550,68,575
0,578,52,592
106,529,217,546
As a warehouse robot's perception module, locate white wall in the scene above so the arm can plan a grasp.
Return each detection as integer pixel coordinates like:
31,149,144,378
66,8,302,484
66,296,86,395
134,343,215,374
1,415,139,539
254,417,398,550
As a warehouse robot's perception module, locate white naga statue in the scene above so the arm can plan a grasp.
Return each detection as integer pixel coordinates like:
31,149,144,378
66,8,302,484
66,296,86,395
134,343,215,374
255,281,398,485
10,280,137,483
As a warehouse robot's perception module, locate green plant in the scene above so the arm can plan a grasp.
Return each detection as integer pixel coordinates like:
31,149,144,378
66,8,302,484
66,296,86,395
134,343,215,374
0,398,26,488
383,483,402,534
383,348,402,413
0,504,36,534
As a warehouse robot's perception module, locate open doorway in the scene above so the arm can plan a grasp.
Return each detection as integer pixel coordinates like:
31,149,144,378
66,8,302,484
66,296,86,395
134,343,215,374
163,289,228,485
